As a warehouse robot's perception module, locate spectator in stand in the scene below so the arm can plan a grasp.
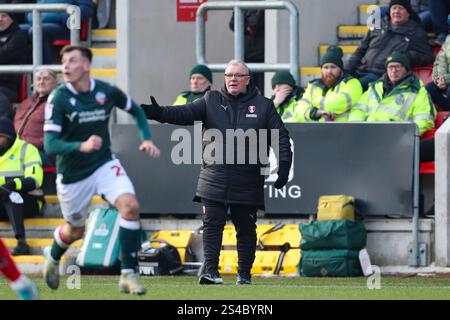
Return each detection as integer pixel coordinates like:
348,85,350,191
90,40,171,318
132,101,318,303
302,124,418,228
426,15,450,111
347,0,434,90
0,117,44,256
428,0,450,45
20,0,94,64
269,70,304,121
0,7,28,103
229,0,265,94
380,1,432,32
349,52,436,136
173,65,212,105
14,68,58,167
285,46,363,122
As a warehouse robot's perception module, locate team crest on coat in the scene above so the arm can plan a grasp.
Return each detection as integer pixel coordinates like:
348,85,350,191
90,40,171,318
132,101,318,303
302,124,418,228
96,92,107,105
395,94,405,106
248,105,256,113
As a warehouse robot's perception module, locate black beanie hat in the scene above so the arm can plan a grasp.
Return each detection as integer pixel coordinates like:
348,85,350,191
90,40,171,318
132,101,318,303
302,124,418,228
389,0,420,23
271,70,296,89
385,51,410,70
0,0,20,23
190,64,212,84
0,116,15,140
320,45,344,70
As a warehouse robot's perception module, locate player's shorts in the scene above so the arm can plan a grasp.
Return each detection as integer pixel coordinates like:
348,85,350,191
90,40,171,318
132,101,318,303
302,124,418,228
56,159,135,227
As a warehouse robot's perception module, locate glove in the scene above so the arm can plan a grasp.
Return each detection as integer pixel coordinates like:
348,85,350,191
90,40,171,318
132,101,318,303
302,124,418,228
273,161,290,189
140,96,163,120
0,185,11,201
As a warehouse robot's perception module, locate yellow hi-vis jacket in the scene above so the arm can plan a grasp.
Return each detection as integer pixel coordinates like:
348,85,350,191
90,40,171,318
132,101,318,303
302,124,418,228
348,73,436,135
0,136,43,197
284,75,363,122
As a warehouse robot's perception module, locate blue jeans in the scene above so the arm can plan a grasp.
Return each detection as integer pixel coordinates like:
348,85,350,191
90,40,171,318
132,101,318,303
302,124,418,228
38,149,55,168
20,23,69,65
428,0,450,38
426,81,450,111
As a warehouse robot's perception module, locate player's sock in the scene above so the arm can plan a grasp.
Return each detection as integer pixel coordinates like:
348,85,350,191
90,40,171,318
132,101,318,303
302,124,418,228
50,226,70,262
119,218,141,273
0,239,21,282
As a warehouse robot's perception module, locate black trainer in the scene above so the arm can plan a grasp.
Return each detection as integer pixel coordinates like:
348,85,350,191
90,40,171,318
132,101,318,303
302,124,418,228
236,274,252,285
199,273,223,285
11,241,30,256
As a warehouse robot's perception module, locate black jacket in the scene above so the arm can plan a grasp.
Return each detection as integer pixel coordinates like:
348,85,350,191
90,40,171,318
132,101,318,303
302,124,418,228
347,19,434,75
0,22,29,94
151,84,292,208
229,9,265,62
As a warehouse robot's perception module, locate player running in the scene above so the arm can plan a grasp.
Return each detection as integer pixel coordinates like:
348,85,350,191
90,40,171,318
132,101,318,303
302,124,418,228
0,238,39,300
43,45,160,295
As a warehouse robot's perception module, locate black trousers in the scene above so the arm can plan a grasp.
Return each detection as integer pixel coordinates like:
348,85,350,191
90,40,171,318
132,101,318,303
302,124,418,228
201,198,258,276
0,194,41,240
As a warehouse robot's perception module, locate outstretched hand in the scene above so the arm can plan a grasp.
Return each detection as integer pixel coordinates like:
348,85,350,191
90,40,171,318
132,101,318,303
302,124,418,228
140,96,163,120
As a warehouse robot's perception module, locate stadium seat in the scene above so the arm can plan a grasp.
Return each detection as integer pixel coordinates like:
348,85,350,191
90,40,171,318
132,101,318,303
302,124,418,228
432,45,441,57
419,111,448,175
17,75,28,103
51,19,90,46
412,66,433,84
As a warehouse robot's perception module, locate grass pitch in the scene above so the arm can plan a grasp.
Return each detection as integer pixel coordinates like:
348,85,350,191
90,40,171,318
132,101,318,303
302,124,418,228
1,275,450,300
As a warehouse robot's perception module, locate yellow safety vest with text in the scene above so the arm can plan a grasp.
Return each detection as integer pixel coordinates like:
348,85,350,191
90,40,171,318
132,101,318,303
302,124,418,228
0,136,43,196
284,76,362,122
348,74,435,135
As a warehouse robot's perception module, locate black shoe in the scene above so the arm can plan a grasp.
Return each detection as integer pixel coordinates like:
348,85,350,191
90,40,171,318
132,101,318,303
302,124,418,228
236,274,252,285
11,241,30,256
199,273,223,285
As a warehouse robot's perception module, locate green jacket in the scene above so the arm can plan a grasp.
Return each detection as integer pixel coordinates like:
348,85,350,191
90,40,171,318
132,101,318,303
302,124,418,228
270,86,304,121
284,75,363,122
173,88,210,106
349,72,435,135
432,35,450,85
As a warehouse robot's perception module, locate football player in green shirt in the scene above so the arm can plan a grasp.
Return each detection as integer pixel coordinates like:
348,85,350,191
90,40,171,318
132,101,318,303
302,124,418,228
43,45,160,295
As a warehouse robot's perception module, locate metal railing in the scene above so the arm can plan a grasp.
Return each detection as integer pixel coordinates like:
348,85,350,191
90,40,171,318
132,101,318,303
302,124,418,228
196,1,300,84
0,3,81,74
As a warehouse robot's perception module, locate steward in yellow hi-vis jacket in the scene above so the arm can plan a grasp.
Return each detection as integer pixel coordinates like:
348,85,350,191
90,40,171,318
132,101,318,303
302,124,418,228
269,70,304,121
173,64,212,105
284,46,363,122
0,117,43,256
349,52,436,136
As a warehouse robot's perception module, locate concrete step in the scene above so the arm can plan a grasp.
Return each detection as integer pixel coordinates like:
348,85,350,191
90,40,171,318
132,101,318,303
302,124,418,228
4,238,82,255
91,48,117,69
338,25,369,40
91,68,117,85
300,67,321,87
92,29,117,43
359,4,386,26
319,44,358,68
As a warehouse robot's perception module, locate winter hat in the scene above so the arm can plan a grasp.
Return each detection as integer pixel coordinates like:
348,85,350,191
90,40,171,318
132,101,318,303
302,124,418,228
0,116,15,140
320,45,344,70
385,51,410,70
271,70,296,89
0,0,20,23
388,0,420,23
190,64,212,84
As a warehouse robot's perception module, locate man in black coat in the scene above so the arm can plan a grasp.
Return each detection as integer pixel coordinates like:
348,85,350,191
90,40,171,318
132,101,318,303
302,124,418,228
0,7,28,104
142,60,292,285
347,0,434,90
